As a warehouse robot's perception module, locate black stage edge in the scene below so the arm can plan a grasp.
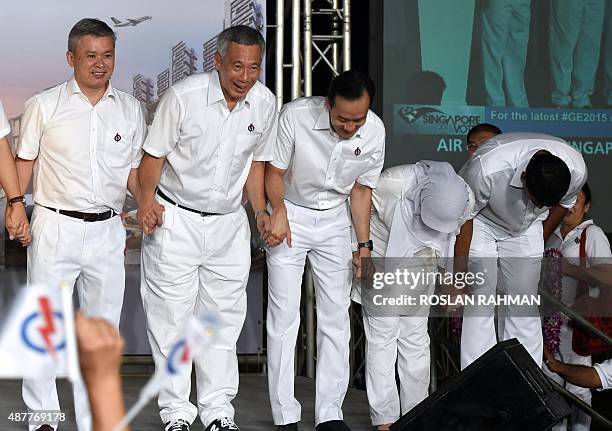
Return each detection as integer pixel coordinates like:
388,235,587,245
391,338,571,431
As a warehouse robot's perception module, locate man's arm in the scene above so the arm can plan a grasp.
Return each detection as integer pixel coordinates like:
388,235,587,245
264,164,290,247
453,218,473,274
136,153,166,234
350,182,373,279
0,138,23,199
245,160,270,237
1,140,31,245
543,205,568,241
126,168,141,204
16,157,35,195
544,348,602,389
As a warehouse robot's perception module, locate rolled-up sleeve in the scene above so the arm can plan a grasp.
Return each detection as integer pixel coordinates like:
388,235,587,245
0,101,10,139
131,101,147,168
594,359,612,390
253,100,278,162
356,130,385,189
270,104,295,170
143,87,182,158
460,157,491,218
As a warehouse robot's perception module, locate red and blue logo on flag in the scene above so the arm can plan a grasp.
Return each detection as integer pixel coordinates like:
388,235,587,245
20,297,66,358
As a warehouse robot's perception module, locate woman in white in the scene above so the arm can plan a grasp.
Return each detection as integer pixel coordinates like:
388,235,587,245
543,183,612,431
353,161,474,430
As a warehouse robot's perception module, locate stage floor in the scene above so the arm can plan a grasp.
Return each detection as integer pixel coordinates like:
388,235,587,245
0,374,372,430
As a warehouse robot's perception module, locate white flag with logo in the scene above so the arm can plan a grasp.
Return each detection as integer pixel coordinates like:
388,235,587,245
0,283,79,381
113,313,219,431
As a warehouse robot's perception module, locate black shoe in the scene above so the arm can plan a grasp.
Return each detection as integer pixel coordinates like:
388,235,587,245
276,423,299,431
165,419,190,431
35,426,54,431
205,417,240,431
315,420,351,431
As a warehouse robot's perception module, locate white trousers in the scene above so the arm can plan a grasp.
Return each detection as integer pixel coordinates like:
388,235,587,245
460,216,544,369
266,201,353,426
141,199,250,427
362,310,430,425
360,238,434,426
23,205,126,431
543,323,592,431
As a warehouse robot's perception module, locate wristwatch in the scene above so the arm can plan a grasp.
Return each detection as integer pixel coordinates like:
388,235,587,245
7,195,26,207
357,240,373,251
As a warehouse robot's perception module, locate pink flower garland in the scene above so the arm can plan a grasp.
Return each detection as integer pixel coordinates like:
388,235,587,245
542,248,563,354
451,315,463,340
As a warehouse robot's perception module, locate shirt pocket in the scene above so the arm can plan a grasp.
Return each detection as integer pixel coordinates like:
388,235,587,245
335,143,370,188
234,132,261,159
103,126,136,168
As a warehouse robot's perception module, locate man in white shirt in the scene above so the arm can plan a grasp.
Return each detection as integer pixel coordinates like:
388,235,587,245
136,25,277,431
465,123,501,157
354,161,474,430
457,133,587,369
16,18,146,431
264,70,385,431
0,100,30,245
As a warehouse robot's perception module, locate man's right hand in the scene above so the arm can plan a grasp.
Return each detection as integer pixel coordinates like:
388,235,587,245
264,206,291,248
137,197,164,235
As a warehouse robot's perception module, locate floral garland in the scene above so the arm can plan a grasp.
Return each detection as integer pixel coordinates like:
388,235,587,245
451,316,463,340
542,248,563,354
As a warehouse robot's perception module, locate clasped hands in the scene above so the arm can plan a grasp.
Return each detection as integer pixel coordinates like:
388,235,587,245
137,197,165,235
5,202,31,246
258,206,291,248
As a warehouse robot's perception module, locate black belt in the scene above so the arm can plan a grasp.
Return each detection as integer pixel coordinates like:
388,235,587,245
43,206,116,222
156,189,221,217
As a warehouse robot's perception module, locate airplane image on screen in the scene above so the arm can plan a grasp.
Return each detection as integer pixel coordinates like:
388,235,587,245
110,16,152,27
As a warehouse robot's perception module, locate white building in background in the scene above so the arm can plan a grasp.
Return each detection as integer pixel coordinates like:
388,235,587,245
225,0,264,31
155,41,197,99
157,68,170,99
133,74,154,105
202,36,218,73
171,41,198,85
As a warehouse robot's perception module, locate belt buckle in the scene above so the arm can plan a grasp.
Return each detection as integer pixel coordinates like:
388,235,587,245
83,213,99,222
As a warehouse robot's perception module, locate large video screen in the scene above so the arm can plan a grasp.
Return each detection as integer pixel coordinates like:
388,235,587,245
383,0,612,231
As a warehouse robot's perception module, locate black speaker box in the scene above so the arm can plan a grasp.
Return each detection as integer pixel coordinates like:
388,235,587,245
390,339,571,431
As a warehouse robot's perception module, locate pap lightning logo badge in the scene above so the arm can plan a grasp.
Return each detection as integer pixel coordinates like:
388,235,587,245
166,339,191,375
21,296,66,359
354,147,361,156
248,124,255,133
114,133,122,142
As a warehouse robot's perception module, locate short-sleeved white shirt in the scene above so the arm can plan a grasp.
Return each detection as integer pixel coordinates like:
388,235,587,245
144,70,277,214
546,220,612,306
370,164,419,253
459,132,587,235
271,96,385,210
17,78,146,213
595,359,612,390
0,100,10,139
